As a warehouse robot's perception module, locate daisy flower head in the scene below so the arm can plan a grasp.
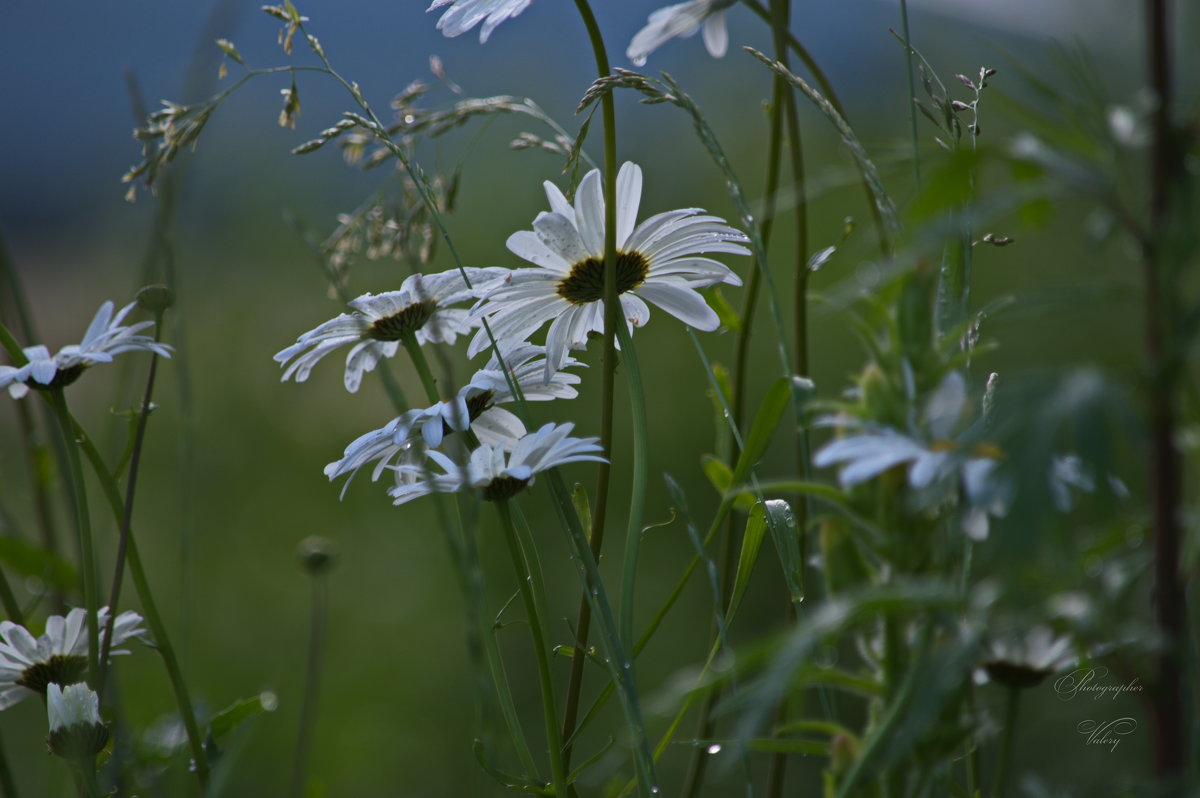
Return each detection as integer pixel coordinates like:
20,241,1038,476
0,607,147,709
627,0,737,66
274,268,504,393
427,0,532,43
388,422,606,505
980,625,1077,689
0,301,172,399
324,345,582,494
469,162,749,375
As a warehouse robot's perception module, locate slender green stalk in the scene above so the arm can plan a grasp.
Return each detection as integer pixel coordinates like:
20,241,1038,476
614,321,649,652
990,688,1020,798
67,428,208,791
561,0,622,773
46,389,100,688
98,313,164,697
898,0,921,188
288,568,329,798
0,729,18,798
401,333,441,403
496,501,568,798
0,569,21,624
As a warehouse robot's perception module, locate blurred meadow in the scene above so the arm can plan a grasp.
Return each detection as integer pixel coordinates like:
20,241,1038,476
0,1,1196,796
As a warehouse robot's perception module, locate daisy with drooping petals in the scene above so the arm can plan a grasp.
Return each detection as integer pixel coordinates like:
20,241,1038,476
0,607,147,709
468,162,749,375
274,268,504,393
388,422,606,505
427,0,532,43
324,345,582,494
627,0,737,66
0,301,172,399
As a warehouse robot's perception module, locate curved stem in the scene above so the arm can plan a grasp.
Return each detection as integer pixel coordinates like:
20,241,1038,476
989,688,1020,798
496,501,568,798
98,313,163,698
70,427,208,790
288,570,329,798
46,389,99,688
561,0,621,773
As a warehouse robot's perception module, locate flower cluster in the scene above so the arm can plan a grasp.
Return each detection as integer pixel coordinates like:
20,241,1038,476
277,161,748,505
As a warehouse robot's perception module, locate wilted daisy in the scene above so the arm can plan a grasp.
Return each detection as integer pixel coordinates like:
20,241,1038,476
388,422,606,504
0,301,172,399
814,372,1006,540
428,0,531,43
275,268,504,393
46,683,109,761
468,162,748,374
325,345,581,493
0,608,147,709
627,0,736,66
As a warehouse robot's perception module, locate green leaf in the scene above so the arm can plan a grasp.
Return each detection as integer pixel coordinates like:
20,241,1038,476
472,740,553,795
571,483,592,543
763,499,804,605
700,455,732,495
731,376,792,486
0,538,77,591
726,503,767,625
704,286,741,332
208,692,278,740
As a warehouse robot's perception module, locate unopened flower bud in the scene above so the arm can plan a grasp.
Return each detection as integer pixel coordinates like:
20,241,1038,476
297,536,338,575
45,683,109,760
136,284,175,313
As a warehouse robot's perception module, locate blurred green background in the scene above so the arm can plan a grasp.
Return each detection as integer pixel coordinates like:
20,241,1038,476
1,0,1192,795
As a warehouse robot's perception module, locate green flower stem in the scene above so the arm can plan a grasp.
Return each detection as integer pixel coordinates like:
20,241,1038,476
398,330,539,777
496,500,568,798
401,333,441,404
71,759,102,798
898,0,921,188
288,568,329,798
562,0,622,773
68,425,208,791
613,321,648,652
990,688,1020,798
0,728,18,798
98,313,163,697
0,568,21,624
45,389,100,688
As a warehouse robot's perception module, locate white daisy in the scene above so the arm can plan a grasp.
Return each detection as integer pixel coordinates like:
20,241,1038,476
324,345,581,493
468,162,748,374
427,0,532,43
813,372,1006,540
627,0,737,67
388,422,606,505
0,607,147,709
274,268,504,393
0,301,172,399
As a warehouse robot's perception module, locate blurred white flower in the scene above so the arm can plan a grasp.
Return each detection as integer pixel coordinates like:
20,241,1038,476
428,0,532,43
627,0,736,66
324,345,581,494
0,607,146,709
469,162,748,376
980,625,1076,689
274,269,504,393
388,422,606,504
814,372,1006,540
0,301,172,399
